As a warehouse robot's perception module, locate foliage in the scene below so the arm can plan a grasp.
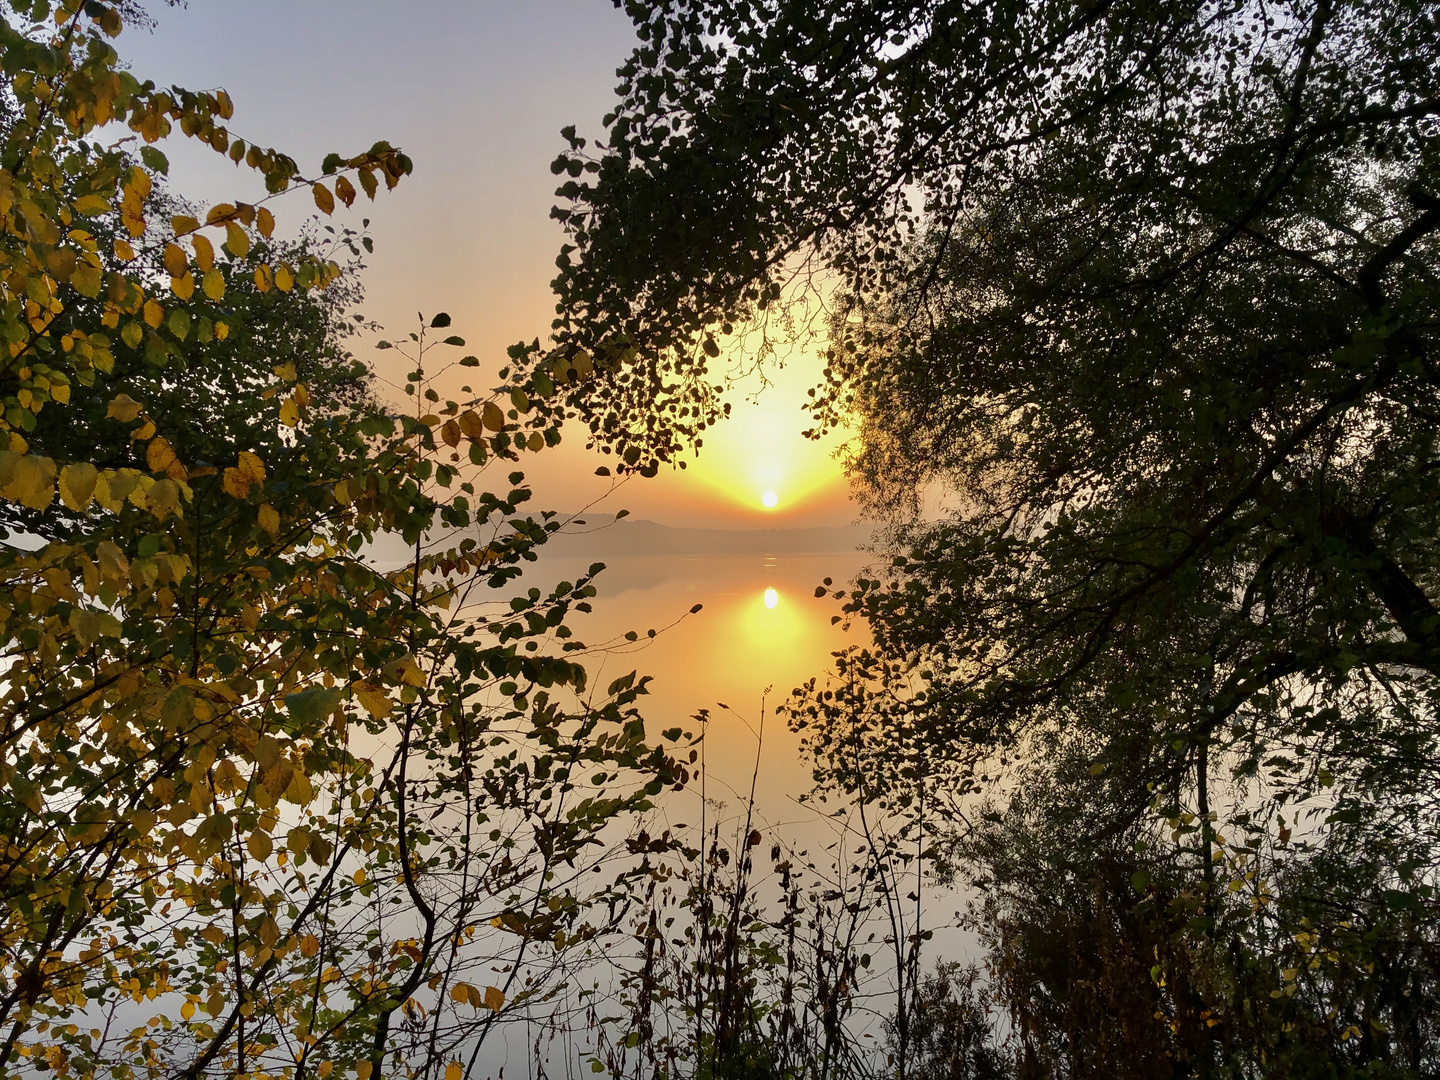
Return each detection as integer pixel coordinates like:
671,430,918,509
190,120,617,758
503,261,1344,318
553,0,1440,1075
0,4,688,1079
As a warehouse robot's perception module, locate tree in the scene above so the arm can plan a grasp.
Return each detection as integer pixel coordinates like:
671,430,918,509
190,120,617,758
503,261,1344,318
0,5,686,1078
546,0,1440,1073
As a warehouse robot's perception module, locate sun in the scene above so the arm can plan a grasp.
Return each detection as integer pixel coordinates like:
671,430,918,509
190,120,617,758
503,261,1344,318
763,587,779,609
761,491,779,509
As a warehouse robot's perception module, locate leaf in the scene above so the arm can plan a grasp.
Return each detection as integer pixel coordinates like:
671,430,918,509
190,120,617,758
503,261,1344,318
106,394,144,422
446,1064,463,1080
168,308,191,340
58,463,98,510
238,451,265,483
171,214,201,235
484,986,505,1012
146,437,178,475
145,478,182,519
121,322,144,349
458,409,485,439
430,312,452,328
257,503,280,536
224,221,250,257
279,398,299,427
275,264,295,292
284,686,343,724
354,680,393,719
202,268,225,300
443,335,466,347
482,402,505,431
312,182,335,215
440,420,462,447
254,263,274,292
256,207,275,238
334,175,357,207
162,243,187,278
4,455,57,509
143,299,164,328
246,831,273,861
113,237,136,261
170,271,196,301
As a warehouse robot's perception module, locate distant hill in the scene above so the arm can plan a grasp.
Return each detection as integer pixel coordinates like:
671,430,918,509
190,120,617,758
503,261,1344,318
539,514,874,557
362,514,876,570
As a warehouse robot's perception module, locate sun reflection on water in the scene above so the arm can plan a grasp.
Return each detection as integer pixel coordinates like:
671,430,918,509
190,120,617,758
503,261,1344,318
763,587,779,609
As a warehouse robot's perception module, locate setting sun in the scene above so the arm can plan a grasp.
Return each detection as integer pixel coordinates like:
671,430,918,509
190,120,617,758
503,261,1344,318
763,587,779,609
761,491,779,508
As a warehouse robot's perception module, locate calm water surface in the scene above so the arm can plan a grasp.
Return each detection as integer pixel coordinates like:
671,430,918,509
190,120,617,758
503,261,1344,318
529,551,870,831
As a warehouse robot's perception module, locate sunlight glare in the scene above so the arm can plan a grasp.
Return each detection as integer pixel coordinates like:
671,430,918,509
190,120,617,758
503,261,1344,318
761,491,779,508
763,587,779,609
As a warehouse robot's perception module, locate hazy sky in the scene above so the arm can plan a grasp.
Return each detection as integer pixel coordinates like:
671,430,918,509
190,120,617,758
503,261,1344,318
121,1,857,529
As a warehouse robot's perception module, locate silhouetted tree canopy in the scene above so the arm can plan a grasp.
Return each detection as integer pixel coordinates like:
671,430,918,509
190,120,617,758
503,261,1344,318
560,1,1440,1073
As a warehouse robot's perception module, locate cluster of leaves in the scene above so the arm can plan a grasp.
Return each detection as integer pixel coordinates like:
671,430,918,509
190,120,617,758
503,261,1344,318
0,4,692,1079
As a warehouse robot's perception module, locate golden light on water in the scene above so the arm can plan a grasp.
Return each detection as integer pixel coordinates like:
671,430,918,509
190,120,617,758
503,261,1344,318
763,587,779,609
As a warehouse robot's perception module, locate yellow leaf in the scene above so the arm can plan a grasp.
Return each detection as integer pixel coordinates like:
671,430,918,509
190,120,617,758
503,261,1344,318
162,243,187,278
300,934,320,958
4,454,57,509
440,420,462,447
354,681,392,719
121,322,144,349
71,261,102,298
450,983,471,1004
58,463,98,511
171,214,201,235
458,409,485,439
170,272,195,301
279,398,299,427
145,477,181,519
238,451,265,483
74,193,111,216
222,467,250,499
224,221,250,257
357,1062,374,1080
445,1063,462,1080
273,361,298,381
143,299,164,328
202,268,225,301
254,263,274,292
215,320,230,341
106,394,144,422
180,1000,195,1021
275,264,295,292
257,207,275,237
206,203,237,225
352,867,367,885
482,402,505,431
334,175,357,207
257,503,279,536
146,437,178,475
126,167,152,202
312,182,335,215
113,238,136,261
246,831,273,861
192,233,215,272
484,985,505,1012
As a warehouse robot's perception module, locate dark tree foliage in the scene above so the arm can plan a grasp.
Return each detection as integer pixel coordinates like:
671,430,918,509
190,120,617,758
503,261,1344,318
557,1,1440,1075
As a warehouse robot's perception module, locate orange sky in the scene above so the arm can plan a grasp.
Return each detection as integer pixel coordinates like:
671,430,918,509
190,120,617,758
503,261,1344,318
118,1,858,529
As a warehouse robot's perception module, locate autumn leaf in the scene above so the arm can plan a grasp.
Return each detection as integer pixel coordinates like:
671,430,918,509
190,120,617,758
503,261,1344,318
58,463,98,510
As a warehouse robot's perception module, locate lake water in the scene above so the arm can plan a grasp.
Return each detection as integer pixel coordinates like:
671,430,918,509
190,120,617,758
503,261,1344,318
528,551,870,832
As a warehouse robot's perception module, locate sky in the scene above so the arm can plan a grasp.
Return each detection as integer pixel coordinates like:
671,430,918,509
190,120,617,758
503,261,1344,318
119,0,858,529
